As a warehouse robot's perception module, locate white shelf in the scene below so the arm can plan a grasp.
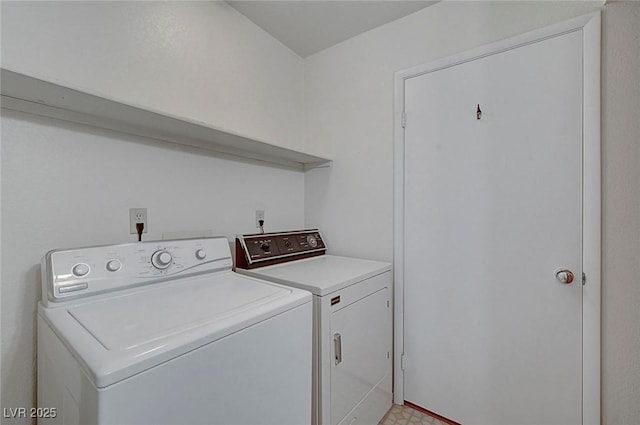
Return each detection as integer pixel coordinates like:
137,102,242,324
0,68,331,170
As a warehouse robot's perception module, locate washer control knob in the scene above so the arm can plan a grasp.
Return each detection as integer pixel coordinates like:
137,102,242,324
307,235,318,248
106,259,122,272
72,263,90,277
195,249,207,260
260,243,270,252
151,250,173,269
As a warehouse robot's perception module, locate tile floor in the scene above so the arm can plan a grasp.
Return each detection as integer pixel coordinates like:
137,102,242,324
378,404,449,425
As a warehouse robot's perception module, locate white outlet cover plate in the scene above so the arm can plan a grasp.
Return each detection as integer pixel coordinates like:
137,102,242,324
129,208,148,234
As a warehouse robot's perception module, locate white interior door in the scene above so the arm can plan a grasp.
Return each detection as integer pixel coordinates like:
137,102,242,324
403,30,583,424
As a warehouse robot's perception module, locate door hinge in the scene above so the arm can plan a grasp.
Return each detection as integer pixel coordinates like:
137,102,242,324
401,111,406,128
582,272,586,286
387,300,390,308
401,353,406,371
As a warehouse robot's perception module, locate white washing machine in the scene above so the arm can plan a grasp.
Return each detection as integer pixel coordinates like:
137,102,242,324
38,237,312,425
236,230,392,425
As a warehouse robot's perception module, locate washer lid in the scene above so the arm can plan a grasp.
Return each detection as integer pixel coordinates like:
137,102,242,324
39,271,311,388
238,255,391,296
69,273,289,350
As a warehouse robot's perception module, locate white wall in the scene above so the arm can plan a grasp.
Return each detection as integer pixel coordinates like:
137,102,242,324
0,1,304,151
601,1,640,423
303,0,603,261
1,1,306,421
0,111,305,422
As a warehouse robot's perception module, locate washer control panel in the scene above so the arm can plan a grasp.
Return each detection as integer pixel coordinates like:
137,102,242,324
42,237,233,306
236,229,326,269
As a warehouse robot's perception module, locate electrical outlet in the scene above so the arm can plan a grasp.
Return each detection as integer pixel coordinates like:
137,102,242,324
129,208,148,234
256,210,265,228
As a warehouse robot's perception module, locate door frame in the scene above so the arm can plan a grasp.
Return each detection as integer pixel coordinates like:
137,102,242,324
393,12,601,424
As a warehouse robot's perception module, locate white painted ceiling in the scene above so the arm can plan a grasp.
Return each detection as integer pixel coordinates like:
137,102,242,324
226,1,438,57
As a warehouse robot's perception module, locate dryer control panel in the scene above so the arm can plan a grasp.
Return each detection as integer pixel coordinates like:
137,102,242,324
42,237,233,306
236,229,326,269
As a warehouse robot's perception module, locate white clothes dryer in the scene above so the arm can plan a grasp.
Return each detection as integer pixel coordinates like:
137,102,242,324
236,230,392,425
38,237,312,425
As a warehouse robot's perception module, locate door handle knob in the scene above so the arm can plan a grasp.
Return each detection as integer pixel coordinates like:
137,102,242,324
555,269,574,284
